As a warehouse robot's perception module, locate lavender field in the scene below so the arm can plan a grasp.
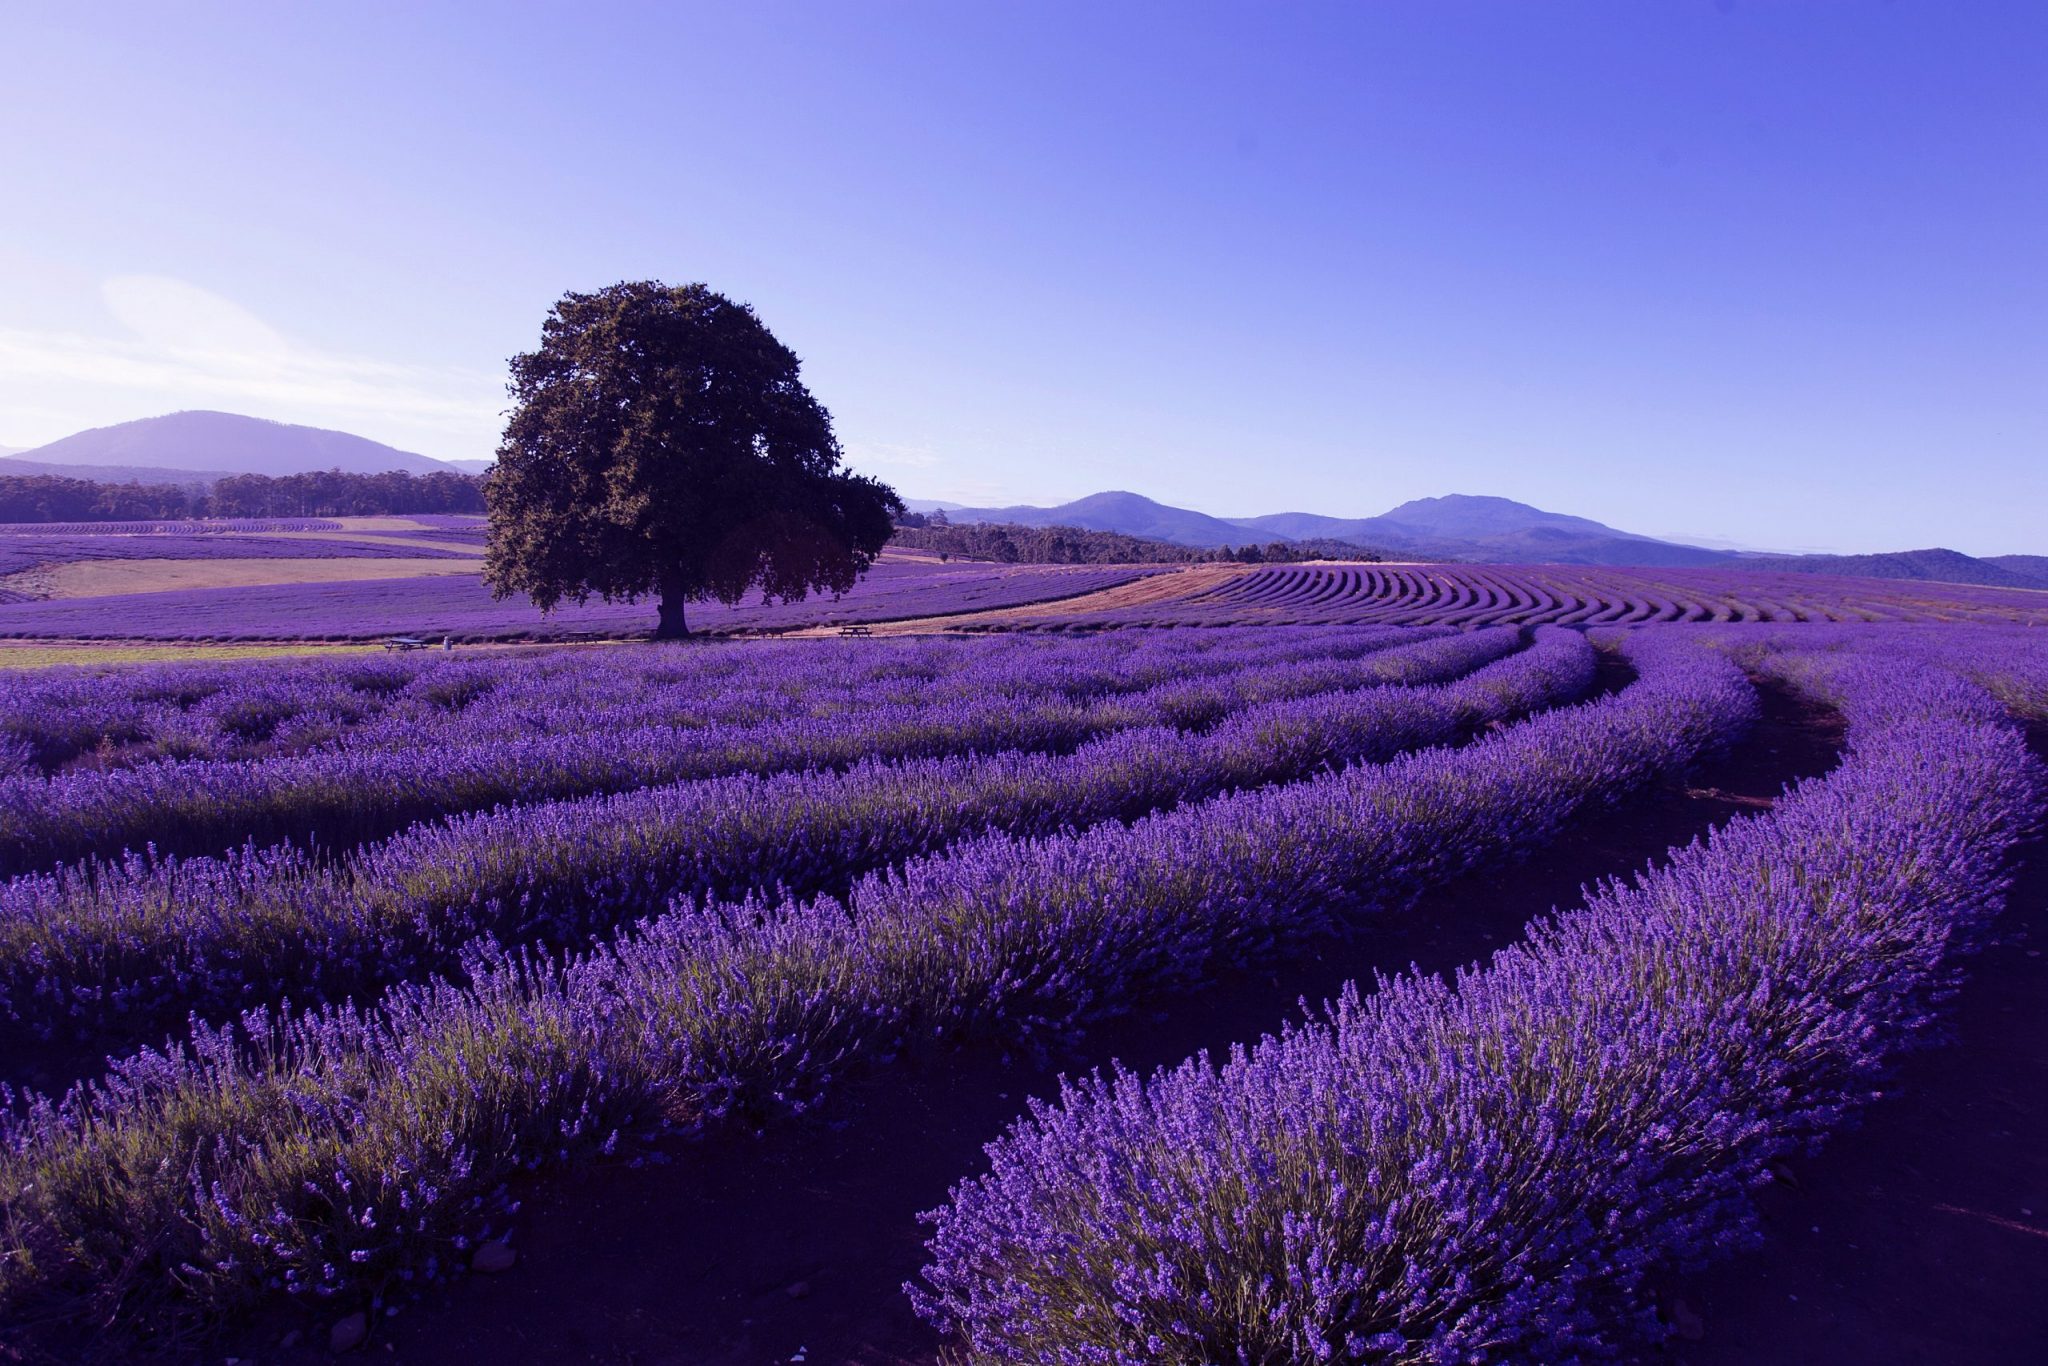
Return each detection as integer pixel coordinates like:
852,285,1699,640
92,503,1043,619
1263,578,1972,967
14,3,2045,1357
0,554,1159,641
0,615,2041,1364
967,561,2048,629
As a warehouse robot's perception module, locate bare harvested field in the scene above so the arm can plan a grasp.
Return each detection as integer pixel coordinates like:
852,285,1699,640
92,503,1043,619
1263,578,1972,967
0,641,384,669
326,515,454,532
6,556,484,598
265,530,487,555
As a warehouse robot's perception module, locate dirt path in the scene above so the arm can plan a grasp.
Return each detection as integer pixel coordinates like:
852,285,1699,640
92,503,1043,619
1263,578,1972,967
1655,723,2048,1365
225,673,1847,1365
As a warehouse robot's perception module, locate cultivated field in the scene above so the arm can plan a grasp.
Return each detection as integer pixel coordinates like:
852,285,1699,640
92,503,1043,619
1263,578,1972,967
3,520,2045,642
0,518,1167,640
0,606,2043,1363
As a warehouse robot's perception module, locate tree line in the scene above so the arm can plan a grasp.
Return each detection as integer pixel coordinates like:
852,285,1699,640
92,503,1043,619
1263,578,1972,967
0,469,486,523
889,514,1381,566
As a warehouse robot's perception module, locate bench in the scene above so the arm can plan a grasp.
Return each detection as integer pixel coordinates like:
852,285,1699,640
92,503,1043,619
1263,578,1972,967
838,625,874,638
382,636,430,652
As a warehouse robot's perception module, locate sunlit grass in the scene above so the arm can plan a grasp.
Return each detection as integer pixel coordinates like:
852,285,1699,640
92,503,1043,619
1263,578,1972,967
0,643,383,671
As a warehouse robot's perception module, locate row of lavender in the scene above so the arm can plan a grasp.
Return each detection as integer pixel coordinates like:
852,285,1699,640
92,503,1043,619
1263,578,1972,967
0,625,1436,777
911,630,2048,1362
0,556,1163,641
0,629,1545,1066
0,628,1479,874
0,629,1753,1339
985,562,2048,629
1699,621,2048,724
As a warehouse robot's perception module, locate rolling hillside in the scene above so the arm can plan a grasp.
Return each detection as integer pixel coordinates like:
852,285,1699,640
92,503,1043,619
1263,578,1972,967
943,491,1258,548
941,490,1731,565
3,412,475,479
1740,548,2048,590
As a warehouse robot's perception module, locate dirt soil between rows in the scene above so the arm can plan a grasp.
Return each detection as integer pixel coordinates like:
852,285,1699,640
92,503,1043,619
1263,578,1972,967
1650,722,2048,1365
197,664,2000,1366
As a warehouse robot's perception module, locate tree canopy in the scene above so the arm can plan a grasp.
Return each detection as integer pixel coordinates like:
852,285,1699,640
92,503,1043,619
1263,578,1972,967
484,281,901,637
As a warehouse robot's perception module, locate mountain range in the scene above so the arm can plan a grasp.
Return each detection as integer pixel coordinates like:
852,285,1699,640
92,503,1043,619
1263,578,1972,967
936,491,1732,566
924,490,2048,586
1,414,2038,589
0,412,491,482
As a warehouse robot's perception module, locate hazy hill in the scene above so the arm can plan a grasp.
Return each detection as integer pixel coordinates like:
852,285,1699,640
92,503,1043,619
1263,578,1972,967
1986,555,2048,586
4,412,471,478
1227,493,1732,566
941,490,1732,565
1741,547,2048,590
945,491,1259,548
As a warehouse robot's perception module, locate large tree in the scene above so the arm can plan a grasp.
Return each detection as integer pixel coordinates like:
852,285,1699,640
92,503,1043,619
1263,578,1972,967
484,281,902,637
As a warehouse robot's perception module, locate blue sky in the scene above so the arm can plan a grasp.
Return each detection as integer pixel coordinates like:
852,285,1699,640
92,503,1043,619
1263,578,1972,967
2,2,2042,554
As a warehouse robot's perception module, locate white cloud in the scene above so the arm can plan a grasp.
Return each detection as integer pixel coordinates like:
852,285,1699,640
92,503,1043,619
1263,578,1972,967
0,276,504,458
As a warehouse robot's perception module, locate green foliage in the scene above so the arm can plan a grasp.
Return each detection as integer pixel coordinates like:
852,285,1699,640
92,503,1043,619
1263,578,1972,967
484,281,901,636
0,470,481,522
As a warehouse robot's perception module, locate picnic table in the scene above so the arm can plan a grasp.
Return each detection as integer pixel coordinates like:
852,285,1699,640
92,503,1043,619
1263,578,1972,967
838,624,874,637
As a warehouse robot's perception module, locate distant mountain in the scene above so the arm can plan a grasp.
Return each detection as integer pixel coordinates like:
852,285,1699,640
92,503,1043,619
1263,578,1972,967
439,458,495,475
1377,494,1671,545
1986,555,2048,586
900,497,966,514
4,411,474,478
1741,548,2048,590
1227,494,1733,566
945,491,1261,548
934,490,1730,565
0,445,27,458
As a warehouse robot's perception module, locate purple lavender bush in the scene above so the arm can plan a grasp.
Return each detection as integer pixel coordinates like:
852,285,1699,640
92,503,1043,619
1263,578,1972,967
0,626,1493,874
996,562,2048,630
910,644,2045,1363
0,558,1163,641
0,630,1590,1062
0,631,1749,1340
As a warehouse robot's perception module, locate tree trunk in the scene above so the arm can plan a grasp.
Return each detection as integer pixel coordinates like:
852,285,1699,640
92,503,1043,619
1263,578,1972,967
654,590,689,639
654,570,690,639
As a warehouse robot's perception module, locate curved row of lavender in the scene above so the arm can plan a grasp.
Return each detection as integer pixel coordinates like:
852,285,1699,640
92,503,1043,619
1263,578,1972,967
0,631,1753,1338
986,562,2048,630
0,557,1163,642
910,637,2047,1363
1,625,1436,777
0,627,1489,875
1688,621,2048,725
0,629,1557,1063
